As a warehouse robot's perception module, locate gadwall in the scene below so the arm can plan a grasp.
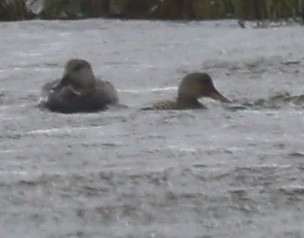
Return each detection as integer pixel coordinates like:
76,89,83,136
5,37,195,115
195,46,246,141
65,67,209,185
144,72,230,110
40,59,118,113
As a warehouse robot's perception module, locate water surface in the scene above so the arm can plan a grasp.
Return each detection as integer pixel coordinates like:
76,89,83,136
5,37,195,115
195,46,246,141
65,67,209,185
0,19,304,238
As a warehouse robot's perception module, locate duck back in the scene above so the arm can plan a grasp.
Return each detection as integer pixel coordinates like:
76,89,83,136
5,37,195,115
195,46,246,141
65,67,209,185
40,79,118,113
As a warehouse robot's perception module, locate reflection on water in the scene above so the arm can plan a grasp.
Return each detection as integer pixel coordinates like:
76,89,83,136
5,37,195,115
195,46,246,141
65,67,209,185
0,19,304,238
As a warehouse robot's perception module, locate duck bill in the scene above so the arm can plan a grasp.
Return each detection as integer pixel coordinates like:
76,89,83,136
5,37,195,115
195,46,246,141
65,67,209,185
209,90,231,103
66,85,82,95
51,75,81,96
51,81,63,92
52,82,82,96
51,75,68,92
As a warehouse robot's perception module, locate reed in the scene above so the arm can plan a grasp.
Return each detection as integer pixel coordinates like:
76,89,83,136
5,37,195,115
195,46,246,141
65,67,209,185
0,0,30,20
42,0,109,19
152,0,304,20
226,0,303,20
109,0,154,18
150,0,303,20
0,0,303,21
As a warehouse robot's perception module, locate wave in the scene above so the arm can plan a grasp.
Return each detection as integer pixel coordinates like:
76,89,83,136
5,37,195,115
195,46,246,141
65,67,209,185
118,86,177,94
227,92,304,111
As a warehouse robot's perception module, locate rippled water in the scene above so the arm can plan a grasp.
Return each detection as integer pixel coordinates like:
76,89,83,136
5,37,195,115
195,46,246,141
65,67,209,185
0,19,304,238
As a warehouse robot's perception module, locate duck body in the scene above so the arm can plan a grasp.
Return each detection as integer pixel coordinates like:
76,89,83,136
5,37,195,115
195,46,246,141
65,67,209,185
150,99,206,110
39,59,118,113
41,79,118,113
145,72,230,110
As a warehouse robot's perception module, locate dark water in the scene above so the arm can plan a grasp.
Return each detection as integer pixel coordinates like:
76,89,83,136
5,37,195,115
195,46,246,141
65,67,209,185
0,20,304,238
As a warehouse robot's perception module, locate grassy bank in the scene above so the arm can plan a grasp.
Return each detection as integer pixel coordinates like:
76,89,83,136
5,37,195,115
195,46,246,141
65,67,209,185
0,0,32,21
0,0,303,21
153,0,304,20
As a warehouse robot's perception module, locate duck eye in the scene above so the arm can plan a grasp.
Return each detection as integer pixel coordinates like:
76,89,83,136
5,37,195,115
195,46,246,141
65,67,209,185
73,64,83,71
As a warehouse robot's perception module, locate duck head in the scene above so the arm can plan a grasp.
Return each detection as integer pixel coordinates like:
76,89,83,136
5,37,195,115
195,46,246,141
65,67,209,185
52,59,96,95
177,73,231,103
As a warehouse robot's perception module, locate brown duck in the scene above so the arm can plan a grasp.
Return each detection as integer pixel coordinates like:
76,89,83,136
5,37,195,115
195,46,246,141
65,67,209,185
145,72,231,110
